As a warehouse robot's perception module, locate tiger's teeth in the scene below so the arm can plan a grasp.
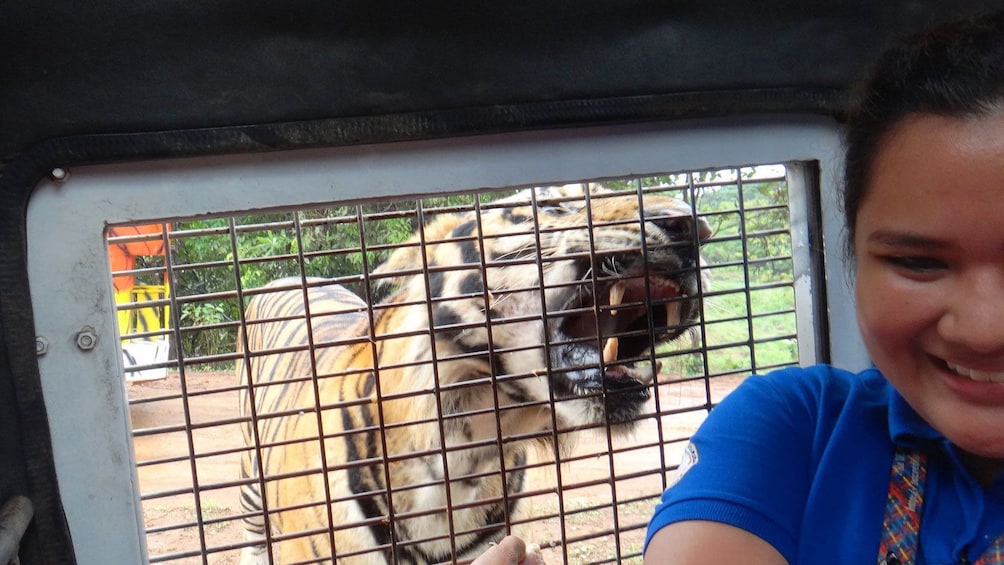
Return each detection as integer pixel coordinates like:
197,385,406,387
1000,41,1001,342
665,299,681,326
603,337,619,364
609,281,626,316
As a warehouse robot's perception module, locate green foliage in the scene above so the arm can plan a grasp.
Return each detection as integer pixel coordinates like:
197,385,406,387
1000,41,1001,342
177,301,231,360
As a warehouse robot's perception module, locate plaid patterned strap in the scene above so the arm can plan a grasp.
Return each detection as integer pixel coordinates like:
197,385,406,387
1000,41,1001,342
976,538,1004,565
878,449,1004,565
878,449,928,565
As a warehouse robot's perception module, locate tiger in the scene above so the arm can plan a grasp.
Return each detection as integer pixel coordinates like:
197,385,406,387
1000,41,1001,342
237,184,712,564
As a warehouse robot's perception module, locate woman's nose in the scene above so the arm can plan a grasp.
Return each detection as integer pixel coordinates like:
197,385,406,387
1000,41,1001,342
937,268,1004,354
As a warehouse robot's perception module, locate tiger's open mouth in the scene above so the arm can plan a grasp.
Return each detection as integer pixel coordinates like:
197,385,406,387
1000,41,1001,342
549,266,698,423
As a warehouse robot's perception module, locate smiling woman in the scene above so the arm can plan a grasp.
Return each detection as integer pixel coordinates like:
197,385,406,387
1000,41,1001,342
642,10,1004,565
855,112,1004,485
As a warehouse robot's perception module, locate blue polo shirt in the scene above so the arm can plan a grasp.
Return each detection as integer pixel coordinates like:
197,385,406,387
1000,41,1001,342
645,365,1004,564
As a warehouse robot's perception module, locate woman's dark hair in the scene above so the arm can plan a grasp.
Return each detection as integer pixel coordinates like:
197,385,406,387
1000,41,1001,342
843,10,1004,257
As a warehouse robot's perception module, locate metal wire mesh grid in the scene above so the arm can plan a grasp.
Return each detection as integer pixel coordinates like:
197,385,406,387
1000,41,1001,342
109,166,807,564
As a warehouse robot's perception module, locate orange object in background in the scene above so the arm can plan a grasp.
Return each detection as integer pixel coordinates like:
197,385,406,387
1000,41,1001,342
108,223,173,380
108,224,168,291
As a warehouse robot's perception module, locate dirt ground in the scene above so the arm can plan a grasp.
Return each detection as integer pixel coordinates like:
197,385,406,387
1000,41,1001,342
126,372,745,564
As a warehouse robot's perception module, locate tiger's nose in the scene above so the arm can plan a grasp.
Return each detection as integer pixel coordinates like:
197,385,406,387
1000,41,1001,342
646,202,712,243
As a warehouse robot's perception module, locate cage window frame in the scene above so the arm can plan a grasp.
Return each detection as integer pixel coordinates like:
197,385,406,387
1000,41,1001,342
26,118,853,564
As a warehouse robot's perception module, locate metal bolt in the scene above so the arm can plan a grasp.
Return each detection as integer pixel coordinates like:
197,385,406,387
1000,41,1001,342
35,336,49,356
75,326,97,351
50,167,69,182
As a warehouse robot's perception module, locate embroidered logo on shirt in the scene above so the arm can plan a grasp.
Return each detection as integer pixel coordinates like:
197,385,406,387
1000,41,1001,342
668,442,699,487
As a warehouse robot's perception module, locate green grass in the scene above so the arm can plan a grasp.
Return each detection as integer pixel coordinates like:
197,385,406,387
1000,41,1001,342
661,272,799,378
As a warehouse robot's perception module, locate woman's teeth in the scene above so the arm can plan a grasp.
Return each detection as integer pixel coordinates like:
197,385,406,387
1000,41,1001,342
946,361,1004,383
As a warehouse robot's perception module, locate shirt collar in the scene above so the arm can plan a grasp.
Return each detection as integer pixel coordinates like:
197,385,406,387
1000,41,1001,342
883,377,1004,498
887,385,943,447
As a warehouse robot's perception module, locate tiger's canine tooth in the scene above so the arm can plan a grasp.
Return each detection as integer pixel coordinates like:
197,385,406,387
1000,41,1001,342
602,337,619,363
609,280,626,316
665,299,681,327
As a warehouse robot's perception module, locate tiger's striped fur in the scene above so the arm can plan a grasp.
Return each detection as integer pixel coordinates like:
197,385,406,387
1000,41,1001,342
238,185,711,564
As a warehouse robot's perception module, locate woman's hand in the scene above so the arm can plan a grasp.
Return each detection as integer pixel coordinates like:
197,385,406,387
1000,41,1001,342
471,535,545,565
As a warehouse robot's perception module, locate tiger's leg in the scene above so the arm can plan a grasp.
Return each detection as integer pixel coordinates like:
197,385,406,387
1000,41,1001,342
238,530,273,565
238,480,276,564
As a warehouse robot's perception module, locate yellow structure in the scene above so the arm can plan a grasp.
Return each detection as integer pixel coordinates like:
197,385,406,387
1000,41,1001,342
115,284,171,341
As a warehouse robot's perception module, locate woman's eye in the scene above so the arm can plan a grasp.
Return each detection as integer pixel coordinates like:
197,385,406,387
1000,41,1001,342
883,255,947,273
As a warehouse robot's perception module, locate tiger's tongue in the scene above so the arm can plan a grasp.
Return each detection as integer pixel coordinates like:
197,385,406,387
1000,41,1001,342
600,277,681,365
